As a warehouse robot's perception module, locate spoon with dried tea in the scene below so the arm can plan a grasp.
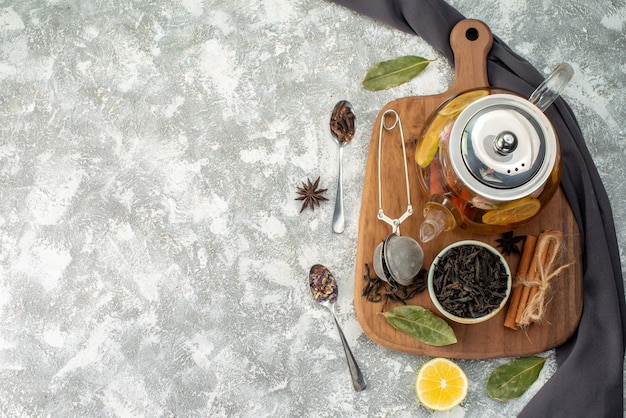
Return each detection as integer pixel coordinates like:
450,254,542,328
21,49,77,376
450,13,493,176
309,264,366,391
329,101,356,234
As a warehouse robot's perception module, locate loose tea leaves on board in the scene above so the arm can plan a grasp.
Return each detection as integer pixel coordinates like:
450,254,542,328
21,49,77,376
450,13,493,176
432,244,508,318
362,263,426,310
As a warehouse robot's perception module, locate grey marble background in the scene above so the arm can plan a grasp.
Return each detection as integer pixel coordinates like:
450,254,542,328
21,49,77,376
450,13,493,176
0,0,624,416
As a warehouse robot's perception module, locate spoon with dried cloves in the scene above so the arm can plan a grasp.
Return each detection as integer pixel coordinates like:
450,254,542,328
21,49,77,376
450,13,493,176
329,101,356,234
309,264,366,391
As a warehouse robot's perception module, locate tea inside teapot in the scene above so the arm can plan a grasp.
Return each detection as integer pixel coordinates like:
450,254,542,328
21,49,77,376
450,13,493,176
415,63,573,242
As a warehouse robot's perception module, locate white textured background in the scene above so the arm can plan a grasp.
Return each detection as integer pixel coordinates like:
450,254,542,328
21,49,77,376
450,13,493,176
0,0,624,416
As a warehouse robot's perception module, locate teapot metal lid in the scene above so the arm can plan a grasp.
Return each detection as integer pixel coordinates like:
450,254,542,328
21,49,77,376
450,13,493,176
448,93,559,201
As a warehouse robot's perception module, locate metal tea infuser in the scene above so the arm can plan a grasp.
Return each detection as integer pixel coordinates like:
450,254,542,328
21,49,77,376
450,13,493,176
372,109,424,287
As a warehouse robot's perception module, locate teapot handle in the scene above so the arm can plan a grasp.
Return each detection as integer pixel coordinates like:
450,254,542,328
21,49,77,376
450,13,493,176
529,63,574,112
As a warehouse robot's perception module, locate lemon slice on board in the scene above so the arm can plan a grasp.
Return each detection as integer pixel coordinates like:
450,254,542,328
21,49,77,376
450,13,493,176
482,197,541,226
415,357,468,411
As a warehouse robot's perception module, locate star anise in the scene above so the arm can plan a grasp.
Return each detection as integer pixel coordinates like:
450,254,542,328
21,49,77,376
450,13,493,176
295,176,328,213
496,231,526,256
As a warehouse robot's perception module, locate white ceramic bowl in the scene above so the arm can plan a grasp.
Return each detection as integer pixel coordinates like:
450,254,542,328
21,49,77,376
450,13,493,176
427,240,511,325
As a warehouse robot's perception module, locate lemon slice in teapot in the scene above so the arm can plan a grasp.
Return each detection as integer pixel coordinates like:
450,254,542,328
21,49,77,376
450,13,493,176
482,197,541,226
416,116,449,168
439,89,489,117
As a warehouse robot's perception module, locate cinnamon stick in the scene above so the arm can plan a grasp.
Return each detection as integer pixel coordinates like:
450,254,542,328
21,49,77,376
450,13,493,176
515,231,551,326
428,158,446,195
504,235,537,330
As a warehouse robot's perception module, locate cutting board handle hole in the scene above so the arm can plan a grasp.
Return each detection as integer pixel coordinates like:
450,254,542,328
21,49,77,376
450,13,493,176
465,27,480,41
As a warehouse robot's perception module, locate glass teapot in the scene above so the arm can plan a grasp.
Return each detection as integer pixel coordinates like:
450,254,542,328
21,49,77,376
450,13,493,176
415,63,573,242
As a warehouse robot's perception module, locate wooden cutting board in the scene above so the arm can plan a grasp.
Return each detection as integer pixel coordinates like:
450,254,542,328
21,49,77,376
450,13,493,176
353,19,582,359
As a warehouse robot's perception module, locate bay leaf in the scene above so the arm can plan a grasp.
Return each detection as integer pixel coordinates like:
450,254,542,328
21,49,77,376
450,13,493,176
486,356,547,402
362,56,433,91
382,305,457,346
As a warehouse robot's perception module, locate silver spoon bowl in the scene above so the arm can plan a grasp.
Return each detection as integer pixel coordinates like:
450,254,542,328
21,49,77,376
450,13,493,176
329,101,356,234
309,264,366,391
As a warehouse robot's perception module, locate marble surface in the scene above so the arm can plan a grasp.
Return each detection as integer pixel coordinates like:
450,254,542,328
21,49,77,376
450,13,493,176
1,0,624,416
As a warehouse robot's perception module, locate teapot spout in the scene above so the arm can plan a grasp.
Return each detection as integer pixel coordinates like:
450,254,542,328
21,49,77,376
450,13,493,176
420,199,458,243
420,214,447,243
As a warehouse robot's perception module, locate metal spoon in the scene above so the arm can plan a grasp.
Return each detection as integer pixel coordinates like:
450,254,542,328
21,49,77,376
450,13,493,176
309,264,366,391
329,101,356,234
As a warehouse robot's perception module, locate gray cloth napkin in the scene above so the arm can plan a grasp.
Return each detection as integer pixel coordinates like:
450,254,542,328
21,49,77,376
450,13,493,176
328,0,626,416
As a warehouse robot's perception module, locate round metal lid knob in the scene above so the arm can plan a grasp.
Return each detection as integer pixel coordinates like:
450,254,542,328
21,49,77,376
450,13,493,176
494,131,518,155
